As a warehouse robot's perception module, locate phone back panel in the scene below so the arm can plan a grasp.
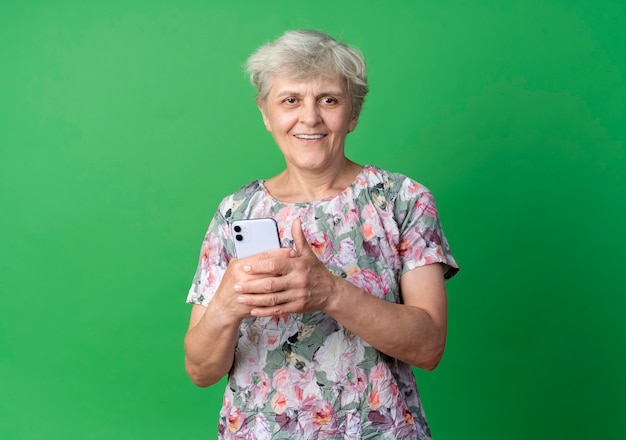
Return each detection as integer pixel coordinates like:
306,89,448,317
231,218,281,258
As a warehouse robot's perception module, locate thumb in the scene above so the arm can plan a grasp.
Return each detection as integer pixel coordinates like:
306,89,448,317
291,218,314,257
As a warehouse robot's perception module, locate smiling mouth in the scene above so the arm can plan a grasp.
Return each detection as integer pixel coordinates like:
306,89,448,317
294,134,326,140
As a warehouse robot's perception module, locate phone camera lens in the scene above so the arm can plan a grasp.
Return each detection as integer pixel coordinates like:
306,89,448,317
235,234,243,241
234,225,241,233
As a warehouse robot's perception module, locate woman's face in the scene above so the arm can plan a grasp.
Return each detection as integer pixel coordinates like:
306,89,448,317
259,76,359,173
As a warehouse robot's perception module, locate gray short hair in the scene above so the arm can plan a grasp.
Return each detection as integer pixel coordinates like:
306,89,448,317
245,30,369,116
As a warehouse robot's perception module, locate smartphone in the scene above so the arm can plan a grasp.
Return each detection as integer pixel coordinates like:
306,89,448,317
231,218,281,258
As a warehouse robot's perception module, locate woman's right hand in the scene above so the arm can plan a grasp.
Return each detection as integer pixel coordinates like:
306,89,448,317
210,247,298,322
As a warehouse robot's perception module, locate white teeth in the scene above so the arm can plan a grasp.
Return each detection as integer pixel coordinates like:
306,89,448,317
295,134,325,139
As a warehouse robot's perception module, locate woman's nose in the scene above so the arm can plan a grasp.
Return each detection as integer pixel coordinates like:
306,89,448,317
299,102,322,126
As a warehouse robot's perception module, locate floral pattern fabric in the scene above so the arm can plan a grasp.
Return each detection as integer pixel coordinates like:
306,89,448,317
187,165,459,439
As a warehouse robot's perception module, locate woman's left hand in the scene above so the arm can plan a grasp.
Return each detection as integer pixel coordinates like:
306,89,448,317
234,218,337,316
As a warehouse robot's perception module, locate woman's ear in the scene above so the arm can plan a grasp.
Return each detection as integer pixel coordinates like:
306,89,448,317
348,112,360,133
257,102,271,132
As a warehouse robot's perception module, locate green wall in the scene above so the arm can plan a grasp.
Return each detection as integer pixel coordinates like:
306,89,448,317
1,1,624,438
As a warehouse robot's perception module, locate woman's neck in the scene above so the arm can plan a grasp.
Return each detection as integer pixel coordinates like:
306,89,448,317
265,159,363,203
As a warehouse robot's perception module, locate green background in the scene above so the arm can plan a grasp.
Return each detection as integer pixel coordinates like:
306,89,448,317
1,0,624,438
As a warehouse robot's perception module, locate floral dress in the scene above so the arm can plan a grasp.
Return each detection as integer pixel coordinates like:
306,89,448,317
187,165,459,439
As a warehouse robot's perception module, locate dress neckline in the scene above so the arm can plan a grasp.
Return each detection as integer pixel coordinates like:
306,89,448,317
259,164,372,206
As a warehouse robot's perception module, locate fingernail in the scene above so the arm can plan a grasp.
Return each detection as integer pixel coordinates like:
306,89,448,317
234,284,242,293
243,265,251,273
289,249,296,257
237,296,245,303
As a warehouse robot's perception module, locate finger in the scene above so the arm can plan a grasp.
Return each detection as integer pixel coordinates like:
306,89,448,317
240,248,296,275
235,274,287,295
250,306,286,318
238,292,297,317
239,247,294,263
291,218,314,257
237,291,284,308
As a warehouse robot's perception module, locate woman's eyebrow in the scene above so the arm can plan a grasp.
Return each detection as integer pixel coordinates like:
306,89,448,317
275,89,346,98
275,90,302,98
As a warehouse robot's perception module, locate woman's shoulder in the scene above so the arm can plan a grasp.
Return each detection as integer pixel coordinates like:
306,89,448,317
360,164,431,199
216,180,267,214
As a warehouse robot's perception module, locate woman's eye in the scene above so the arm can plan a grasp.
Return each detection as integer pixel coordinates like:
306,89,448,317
321,97,337,105
284,97,297,104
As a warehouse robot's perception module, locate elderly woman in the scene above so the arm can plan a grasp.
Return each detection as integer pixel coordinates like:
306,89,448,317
184,30,459,439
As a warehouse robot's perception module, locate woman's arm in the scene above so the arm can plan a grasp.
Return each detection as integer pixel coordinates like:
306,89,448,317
184,248,296,387
234,219,448,370
324,263,447,369
184,303,241,387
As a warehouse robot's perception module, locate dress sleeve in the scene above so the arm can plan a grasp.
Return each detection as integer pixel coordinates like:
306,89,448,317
394,179,459,280
186,207,233,306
